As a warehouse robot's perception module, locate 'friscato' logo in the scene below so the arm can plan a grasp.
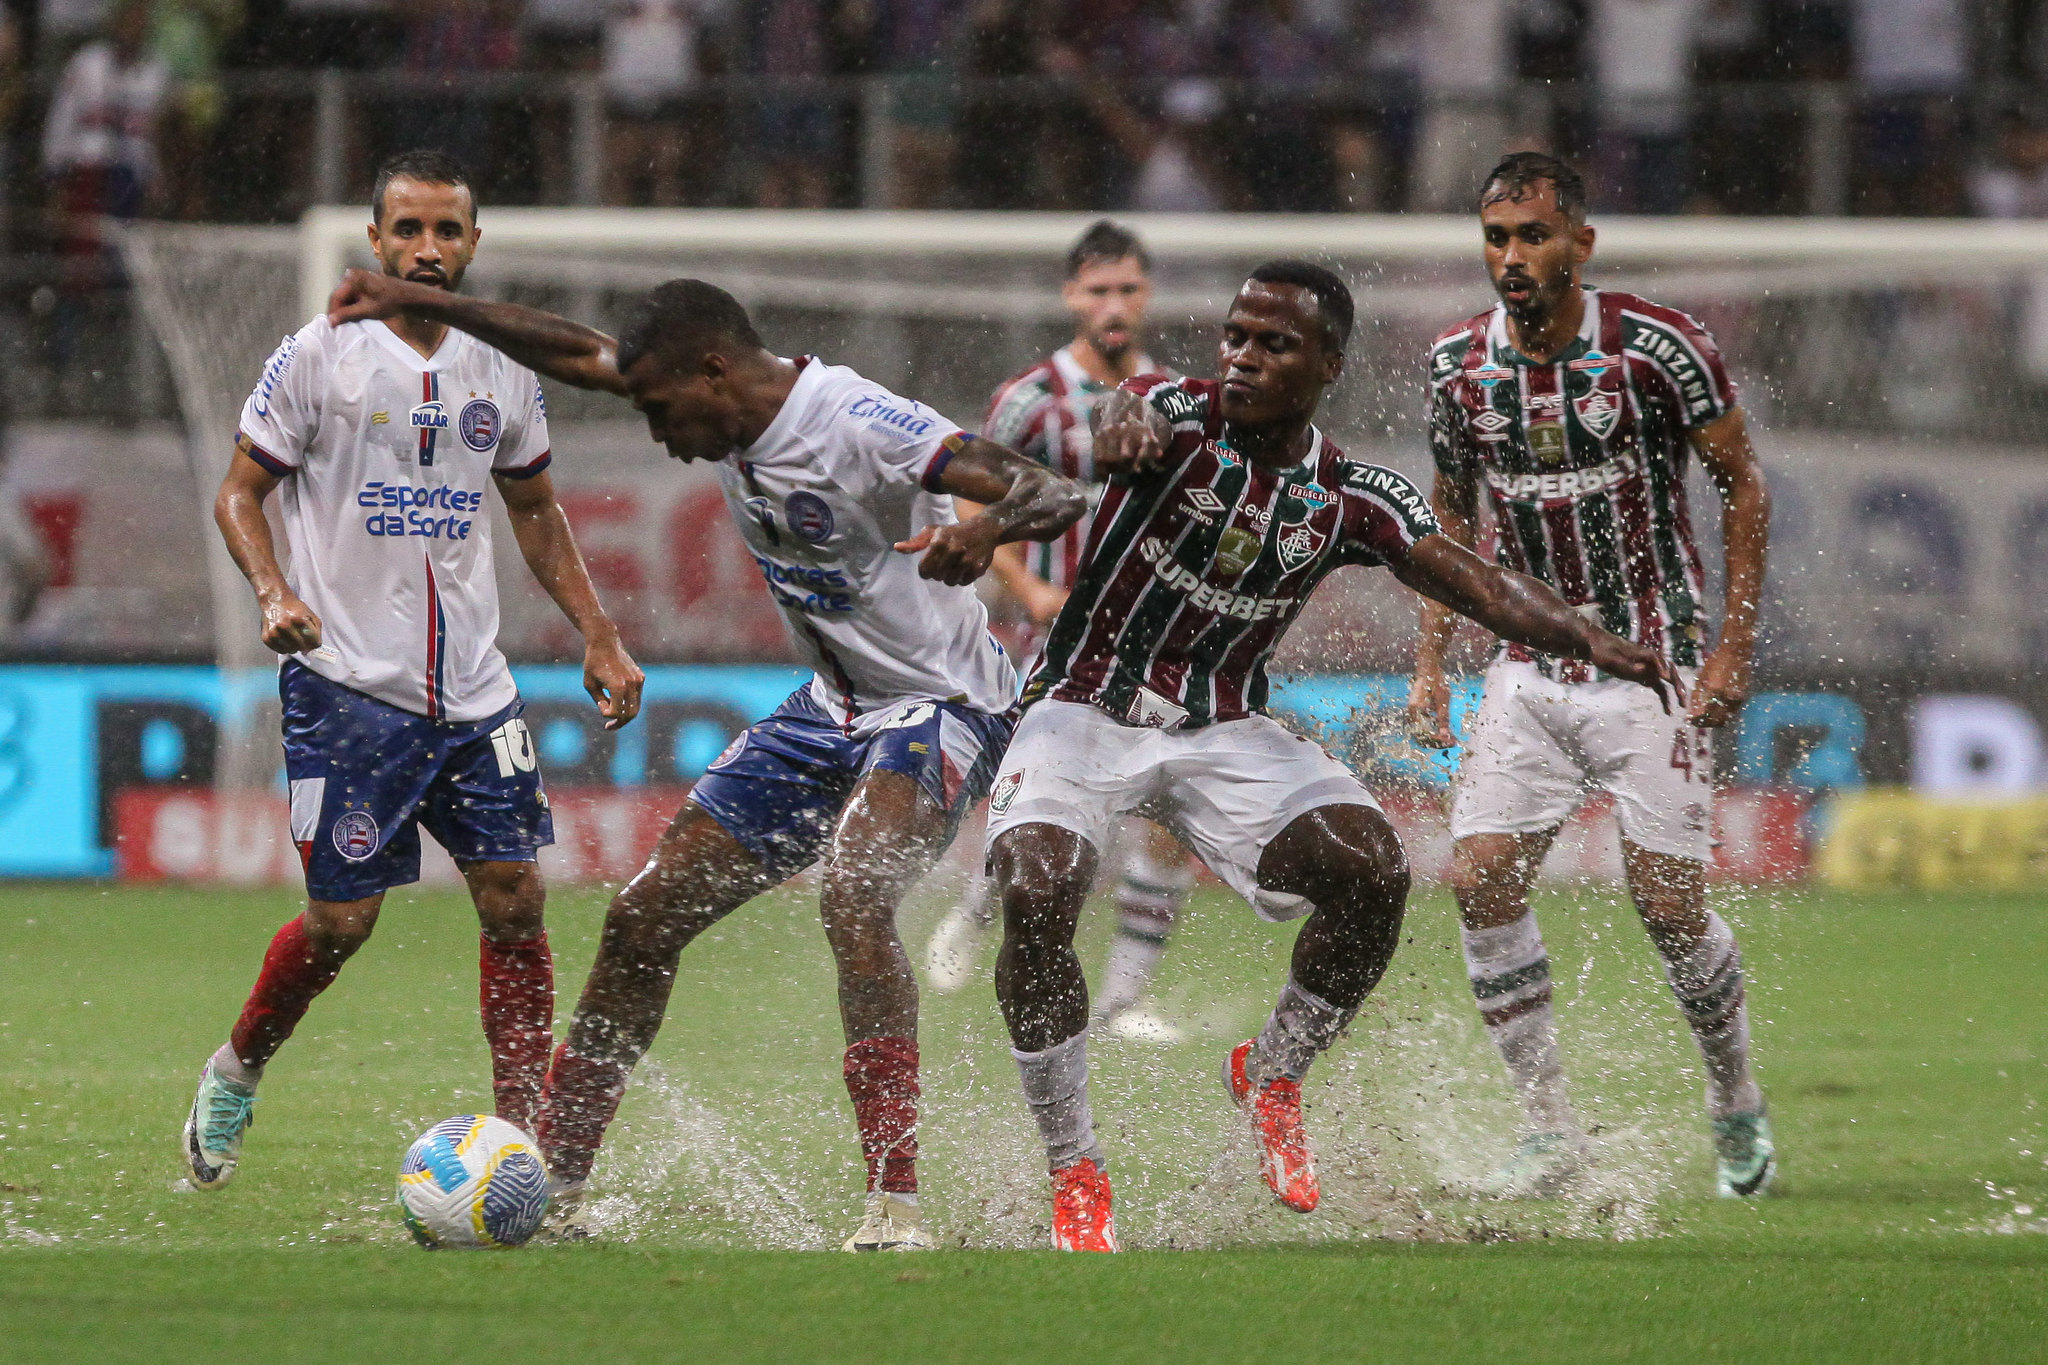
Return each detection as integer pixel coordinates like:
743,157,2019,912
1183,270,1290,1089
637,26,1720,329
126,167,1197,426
460,399,501,451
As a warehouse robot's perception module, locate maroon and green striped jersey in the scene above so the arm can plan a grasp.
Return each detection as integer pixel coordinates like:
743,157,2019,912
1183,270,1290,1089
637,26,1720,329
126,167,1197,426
984,345,1161,592
1427,288,1739,674
1025,375,1441,729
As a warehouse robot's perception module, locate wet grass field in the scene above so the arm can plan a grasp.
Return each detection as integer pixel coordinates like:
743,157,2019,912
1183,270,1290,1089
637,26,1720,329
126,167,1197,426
2,879,2043,1362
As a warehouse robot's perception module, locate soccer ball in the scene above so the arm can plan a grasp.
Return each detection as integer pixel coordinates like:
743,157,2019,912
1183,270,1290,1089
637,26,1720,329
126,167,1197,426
396,1115,550,1249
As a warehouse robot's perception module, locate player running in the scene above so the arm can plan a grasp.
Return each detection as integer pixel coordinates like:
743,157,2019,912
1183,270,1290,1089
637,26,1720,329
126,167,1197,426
987,261,1680,1251
183,151,644,1191
1407,152,1775,1199
925,220,1200,1044
327,269,1086,1251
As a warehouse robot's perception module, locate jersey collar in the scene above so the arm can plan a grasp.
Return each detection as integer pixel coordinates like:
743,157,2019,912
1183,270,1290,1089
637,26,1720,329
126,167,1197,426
367,317,461,370
1052,344,1155,393
741,355,823,460
1489,288,1601,369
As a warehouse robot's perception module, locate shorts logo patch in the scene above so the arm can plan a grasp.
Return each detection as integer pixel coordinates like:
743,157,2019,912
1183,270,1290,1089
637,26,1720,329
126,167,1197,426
784,490,835,543
333,810,379,861
989,770,1023,814
709,732,748,770
459,399,501,452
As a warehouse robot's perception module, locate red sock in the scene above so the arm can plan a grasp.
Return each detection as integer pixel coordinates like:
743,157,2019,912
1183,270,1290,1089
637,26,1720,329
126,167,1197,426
479,933,554,1134
843,1037,919,1194
228,915,348,1071
534,1042,631,1186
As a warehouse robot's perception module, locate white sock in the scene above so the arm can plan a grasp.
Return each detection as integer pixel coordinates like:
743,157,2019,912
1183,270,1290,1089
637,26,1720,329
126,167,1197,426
883,1191,919,1207
1093,917,1169,1021
212,1042,261,1089
1461,914,1579,1136
1656,912,1764,1119
1247,976,1355,1086
1012,1029,1104,1172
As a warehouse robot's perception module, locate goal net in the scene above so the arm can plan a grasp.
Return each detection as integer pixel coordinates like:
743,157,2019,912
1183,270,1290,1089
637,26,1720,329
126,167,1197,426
123,211,2047,791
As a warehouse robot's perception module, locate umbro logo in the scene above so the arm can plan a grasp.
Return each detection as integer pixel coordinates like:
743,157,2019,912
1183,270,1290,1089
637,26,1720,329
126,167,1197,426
1179,486,1229,526
1473,410,1513,433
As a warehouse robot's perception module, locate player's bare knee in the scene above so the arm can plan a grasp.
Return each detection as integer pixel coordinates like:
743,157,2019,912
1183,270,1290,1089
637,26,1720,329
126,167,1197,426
990,825,1094,935
305,897,381,955
465,859,545,942
1262,805,1407,911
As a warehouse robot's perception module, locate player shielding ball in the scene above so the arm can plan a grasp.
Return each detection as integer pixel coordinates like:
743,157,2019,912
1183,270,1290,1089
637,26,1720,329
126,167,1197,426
986,262,1680,1251
328,268,1085,1251
184,151,644,1190
926,219,1201,1044
1407,152,1776,1198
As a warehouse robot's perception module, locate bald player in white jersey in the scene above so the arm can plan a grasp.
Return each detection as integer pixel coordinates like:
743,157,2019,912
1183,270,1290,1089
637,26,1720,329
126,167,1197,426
182,151,643,1195
327,268,1088,1251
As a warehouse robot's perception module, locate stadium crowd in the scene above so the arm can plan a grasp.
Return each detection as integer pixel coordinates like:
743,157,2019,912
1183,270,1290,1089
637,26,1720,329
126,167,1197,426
0,0,2044,226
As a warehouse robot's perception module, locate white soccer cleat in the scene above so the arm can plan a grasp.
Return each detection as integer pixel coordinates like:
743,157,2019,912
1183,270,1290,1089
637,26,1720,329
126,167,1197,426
1093,1001,1184,1045
924,900,992,995
1477,1132,1591,1199
182,1056,257,1190
538,1174,592,1242
842,1192,938,1252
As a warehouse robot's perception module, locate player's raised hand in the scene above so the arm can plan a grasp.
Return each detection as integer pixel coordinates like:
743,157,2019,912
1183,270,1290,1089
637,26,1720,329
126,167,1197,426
1589,632,1687,715
1405,663,1456,749
896,522,1000,585
583,631,645,731
258,590,322,655
1687,644,1750,729
327,268,417,326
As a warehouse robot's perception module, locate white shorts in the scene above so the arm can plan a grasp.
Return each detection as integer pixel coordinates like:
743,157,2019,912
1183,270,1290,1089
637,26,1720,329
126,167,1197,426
1450,658,1712,861
983,699,1382,920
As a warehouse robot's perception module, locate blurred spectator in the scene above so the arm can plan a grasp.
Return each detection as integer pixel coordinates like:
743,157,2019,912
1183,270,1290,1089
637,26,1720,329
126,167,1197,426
953,0,1040,209
1410,0,1511,211
747,0,834,207
41,0,162,410
1972,113,2048,218
1226,0,1340,212
1690,0,1784,212
1589,0,1698,213
603,0,704,206
150,0,242,220
1333,0,1424,212
870,0,964,208
404,0,522,176
1127,79,1239,212
1851,0,1968,215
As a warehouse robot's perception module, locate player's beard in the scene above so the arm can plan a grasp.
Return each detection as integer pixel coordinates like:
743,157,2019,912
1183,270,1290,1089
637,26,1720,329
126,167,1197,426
1089,322,1135,364
399,263,460,292
1497,267,1567,329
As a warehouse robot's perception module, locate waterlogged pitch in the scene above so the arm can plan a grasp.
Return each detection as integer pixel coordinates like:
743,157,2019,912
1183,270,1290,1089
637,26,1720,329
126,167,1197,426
2,880,2044,1361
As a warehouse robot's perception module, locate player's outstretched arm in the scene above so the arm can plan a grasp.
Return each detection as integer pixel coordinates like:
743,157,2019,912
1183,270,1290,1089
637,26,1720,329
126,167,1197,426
495,469,645,730
1689,408,1770,729
327,268,628,396
1089,388,1171,479
1393,534,1684,714
893,439,1087,586
1406,467,1480,748
215,446,323,654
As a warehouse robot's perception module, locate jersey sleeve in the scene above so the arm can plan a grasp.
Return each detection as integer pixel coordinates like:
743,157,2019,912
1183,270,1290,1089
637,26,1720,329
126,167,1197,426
236,319,327,474
1335,462,1442,566
1425,333,1478,483
983,372,1049,463
1121,373,1213,438
834,381,976,494
492,370,553,478
1624,303,1739,429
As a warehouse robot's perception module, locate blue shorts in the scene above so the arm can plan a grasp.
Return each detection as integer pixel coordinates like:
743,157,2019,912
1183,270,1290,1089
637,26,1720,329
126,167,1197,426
281,662,553,902
690,686,1014,881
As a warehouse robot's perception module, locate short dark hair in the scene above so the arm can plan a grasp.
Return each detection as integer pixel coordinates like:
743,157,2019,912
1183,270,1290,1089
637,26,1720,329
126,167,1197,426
1245,259,1354,353
371,149,475,224
616,279,765,373
1066,219,1150,278
1480,151,1588,222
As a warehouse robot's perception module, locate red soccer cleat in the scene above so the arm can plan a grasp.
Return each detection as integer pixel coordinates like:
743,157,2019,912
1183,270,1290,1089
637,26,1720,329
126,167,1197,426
1225,1040,1320,1213
1050,1158,1118,1252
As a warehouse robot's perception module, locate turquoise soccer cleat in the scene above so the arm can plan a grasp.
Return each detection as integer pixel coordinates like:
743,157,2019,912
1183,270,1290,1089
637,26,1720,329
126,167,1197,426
1477,1131,1589,1199
182,1056,258,1190
1714,1111,1776,1198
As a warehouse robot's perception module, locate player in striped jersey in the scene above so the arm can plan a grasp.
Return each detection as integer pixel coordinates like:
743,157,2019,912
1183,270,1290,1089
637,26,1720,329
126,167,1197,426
1408,153,1776,1199
986,261,1678,1250
924,221,1199,1045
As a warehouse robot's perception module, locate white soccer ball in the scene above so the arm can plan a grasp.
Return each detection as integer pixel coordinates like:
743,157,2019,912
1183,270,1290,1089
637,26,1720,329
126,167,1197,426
397,1115,551,1249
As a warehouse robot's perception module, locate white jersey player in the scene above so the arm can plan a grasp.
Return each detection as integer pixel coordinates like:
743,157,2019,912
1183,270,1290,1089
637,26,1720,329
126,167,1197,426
184,151,643,1195
325,268,1087,1252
